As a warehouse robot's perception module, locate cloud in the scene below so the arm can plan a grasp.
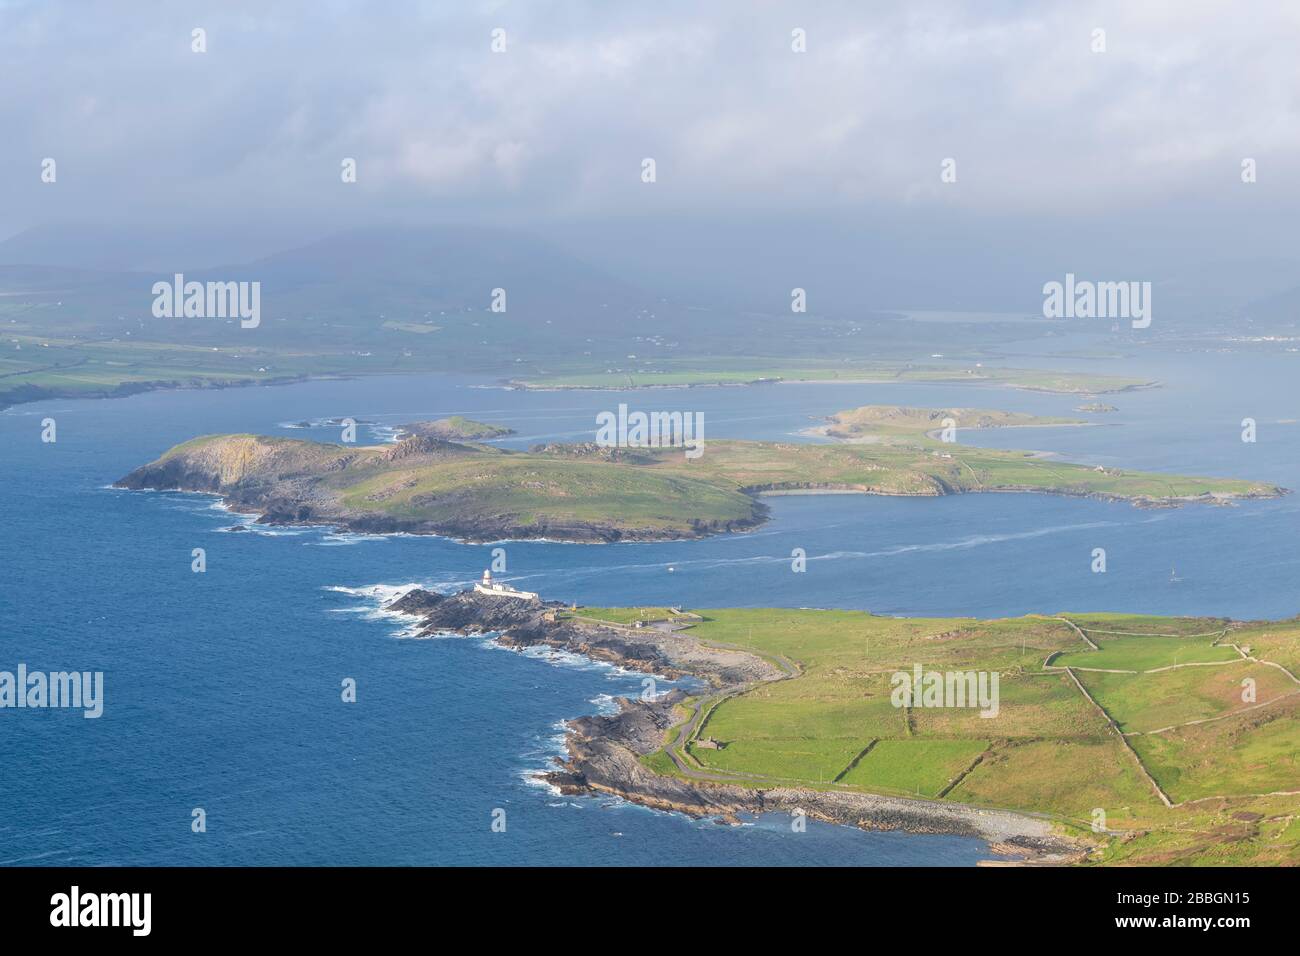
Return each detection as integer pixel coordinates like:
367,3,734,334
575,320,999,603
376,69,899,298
1,0,1298,233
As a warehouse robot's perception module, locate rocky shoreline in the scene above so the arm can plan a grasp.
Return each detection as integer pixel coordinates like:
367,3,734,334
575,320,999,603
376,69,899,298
386,587,1087,864
114,458,1274,543
256,510,765,544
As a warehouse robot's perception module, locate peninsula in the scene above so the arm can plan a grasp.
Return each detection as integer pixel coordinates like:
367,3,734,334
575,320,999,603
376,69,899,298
508,363,1154,394
385,586,1300,866
115,406,1285,543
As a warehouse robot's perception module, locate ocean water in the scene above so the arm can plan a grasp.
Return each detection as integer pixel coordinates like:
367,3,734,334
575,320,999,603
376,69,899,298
2,345,1297,865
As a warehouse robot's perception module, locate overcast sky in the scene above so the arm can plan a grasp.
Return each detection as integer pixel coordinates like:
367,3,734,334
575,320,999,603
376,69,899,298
3,1,1297,221
3,0,1299,307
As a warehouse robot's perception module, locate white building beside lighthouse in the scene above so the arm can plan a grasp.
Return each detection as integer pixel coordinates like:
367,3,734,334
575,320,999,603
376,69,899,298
473,569,539,600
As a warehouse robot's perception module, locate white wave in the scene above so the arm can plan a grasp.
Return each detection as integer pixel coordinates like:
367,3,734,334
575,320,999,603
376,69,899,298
491,520,1120,581
514,719,578,793
325,582,421,603
322,582,437,636
582,519,1131,575
587,693,624,716
276,417,371,429
477,637,653,682
519,769,564,795
307,533,386,546
817,519,1122,560
214,515,260,532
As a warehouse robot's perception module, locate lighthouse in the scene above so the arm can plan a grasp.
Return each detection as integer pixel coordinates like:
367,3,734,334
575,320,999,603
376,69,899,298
474,568,539,601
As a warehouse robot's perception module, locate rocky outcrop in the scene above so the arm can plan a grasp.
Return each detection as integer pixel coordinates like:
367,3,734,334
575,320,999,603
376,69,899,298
390,589,774,684
380,435,476,462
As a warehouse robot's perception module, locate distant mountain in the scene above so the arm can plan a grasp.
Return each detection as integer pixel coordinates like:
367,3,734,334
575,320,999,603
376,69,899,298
1153,257,1300,329
227,225,645,331
0,223,315,273
0,224,655,348
1244,282,1300,329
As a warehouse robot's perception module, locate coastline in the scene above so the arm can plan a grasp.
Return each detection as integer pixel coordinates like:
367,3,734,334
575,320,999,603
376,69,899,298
114,453,1285,545
0,371,323,414
505,375,1162,397
115,479,1280,546
384,587,1088,864
744,481,1279,510
107,488,772,545
0,362,1157,414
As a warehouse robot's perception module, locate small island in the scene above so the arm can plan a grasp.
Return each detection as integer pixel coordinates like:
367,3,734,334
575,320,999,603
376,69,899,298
114,406,1285,543
806,405,1087,442
383,585,1300,866
394,416,515,441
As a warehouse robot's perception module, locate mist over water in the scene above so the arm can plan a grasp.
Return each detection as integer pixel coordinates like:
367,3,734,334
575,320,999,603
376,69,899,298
2,343,1294,864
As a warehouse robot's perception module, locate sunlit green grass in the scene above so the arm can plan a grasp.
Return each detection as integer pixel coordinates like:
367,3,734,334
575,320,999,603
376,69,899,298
624,605,1300,864
1077,662,1296,733
838,739,989,797
1054,636,1240,671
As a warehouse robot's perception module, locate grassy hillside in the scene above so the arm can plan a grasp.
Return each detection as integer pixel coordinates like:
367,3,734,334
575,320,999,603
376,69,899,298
571,605,1300,865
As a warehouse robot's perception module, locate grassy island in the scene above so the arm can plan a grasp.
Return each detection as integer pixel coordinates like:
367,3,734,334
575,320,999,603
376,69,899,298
395,416,515,441
115,405,1284,542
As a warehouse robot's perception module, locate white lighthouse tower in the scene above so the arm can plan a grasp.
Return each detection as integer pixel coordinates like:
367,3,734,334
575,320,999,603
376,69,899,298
474,568,539,600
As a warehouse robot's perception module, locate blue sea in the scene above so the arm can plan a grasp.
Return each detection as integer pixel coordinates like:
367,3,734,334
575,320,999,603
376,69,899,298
3,344,1297,865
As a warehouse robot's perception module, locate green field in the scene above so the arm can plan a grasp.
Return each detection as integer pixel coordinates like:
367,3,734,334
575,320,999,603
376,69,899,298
1227,620,1300,674
573,607,677,625
836,739,990,797
948,739,1158,817
1077,662,1296,733
0,330,391,408
1128,697,1300,802
1057,612,1231,636
1054,636,1241,671
690,738,867,785
616,606,1300,865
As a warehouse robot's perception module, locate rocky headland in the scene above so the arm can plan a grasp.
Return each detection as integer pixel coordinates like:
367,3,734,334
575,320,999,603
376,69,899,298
385,586,1085,863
